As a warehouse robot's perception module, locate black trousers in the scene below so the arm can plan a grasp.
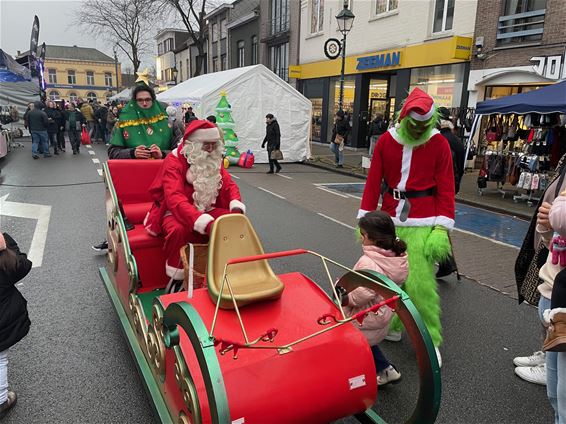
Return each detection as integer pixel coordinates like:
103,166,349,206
68,130,80,153
48,131,58,153
267,148,281,172
57,130,65,150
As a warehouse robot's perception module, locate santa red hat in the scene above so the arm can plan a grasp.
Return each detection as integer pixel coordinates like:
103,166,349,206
0,233,6,251
183,119,221,143
399,87,435,122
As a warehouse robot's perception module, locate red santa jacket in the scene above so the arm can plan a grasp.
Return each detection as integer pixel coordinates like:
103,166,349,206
358,127,455,229
145,151,244,236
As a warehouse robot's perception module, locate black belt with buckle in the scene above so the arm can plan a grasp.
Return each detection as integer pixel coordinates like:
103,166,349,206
386,186,436,200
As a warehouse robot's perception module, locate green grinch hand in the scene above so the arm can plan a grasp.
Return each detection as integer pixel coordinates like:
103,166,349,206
424,225,451,262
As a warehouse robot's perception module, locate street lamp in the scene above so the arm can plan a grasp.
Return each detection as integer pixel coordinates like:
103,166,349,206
172,67,178,84
113,46,119,93
335,0,355,113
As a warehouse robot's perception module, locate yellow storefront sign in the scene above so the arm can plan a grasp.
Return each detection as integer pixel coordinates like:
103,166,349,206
289,65,302,79
296,36,472,80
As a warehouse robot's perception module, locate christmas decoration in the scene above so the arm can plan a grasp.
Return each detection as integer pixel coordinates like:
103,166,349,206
215,91,240,164
223,157,230,169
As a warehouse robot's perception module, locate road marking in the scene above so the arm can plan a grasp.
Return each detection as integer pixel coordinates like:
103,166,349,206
97,169,103,176
86,145,92,149
88,150,95,155
0,194,52,268
257,187,286,199
92,158,100,164
276,174,293,180
453,228,519,250
231,174,240,179
316,186,350,198
317,213,356,230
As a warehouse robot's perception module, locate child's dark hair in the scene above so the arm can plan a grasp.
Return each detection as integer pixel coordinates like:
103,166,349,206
358,211,407,256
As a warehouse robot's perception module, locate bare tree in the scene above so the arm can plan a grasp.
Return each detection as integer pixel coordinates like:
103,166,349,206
76,0,157,73
160,0,217,77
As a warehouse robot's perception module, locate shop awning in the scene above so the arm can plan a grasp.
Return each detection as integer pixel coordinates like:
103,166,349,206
475,80,566,115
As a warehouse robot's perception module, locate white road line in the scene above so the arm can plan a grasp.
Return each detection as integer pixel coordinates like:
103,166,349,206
315,182,364,186
231,174,240,179
257,187,286,199
317,186,350,198
86,145,92,149
317,213,356,230
453,228,519,250
276,173,293,180
92,158,100,164
97,169,103,176
88,150,95,155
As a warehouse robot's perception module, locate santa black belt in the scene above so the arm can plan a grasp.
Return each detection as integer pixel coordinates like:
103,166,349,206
385,186,436,222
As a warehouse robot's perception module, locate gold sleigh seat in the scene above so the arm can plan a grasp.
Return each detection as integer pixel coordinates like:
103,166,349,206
207,214,285,309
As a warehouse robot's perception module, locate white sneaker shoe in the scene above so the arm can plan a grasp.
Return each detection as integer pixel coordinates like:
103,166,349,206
514,364,546,385
435,347,442,368
513,351,545,367
378,365,401,386
384,330,402,342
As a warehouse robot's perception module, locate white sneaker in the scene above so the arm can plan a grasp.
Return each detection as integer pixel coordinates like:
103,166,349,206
378,365,401,386
384,330,402,342
513,351,545,367
514,364,546,385
435,347,442,368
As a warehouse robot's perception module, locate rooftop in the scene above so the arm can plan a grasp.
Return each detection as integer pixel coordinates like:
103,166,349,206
18,45,114,63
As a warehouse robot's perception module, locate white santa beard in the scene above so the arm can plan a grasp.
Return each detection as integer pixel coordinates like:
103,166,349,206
183,143,224,211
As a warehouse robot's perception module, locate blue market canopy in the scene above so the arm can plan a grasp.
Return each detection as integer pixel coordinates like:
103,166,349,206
0,49,31,82
476,80,566,115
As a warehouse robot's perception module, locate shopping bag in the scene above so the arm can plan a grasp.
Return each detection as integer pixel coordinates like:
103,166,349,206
81,127,91,145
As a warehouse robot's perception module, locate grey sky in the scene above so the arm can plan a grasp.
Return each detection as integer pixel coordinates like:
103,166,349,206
0,0,160,71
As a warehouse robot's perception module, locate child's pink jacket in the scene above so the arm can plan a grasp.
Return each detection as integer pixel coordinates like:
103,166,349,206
344,245,408,345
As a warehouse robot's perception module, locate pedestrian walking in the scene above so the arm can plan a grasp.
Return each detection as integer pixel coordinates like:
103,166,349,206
337,211,407,386
95,102,108,143
56,101,67,152
106,106,119,145
26,101,50,159
166,106,185,148
0,232,33,419
45,100,61,155
367,113,387,157
65,103,86,155
261,113,282,174
330,110,350,168
79,99,96,140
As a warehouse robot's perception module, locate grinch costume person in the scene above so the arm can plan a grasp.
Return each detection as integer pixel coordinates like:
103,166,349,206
358,87,455,366
108,80,173,159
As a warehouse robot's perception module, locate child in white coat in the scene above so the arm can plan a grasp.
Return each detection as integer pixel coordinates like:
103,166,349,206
342,211,408,386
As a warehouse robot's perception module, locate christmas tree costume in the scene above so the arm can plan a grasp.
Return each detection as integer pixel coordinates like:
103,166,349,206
110,83,172,151
214,91,240,164
358,88,455,347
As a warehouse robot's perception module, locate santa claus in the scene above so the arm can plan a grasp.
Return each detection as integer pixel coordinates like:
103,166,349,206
144,119,245,290
358,87,455,366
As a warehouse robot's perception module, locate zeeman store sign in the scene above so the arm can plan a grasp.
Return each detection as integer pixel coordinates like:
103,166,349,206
356,51,401,71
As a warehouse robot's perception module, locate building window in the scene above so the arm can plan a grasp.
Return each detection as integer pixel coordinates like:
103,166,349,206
104,72,112,87
375,0,398,15
251,36,258,65
48,69,57,84
237,41,245,67
271,0,290,35
269,42,289,82
220,19,227,39
212,23,219,42
158,42,164,55
433,0,454,33
67,70,76,84
186,58,190,78
163,38,174,52
310,0,324,34
86,92,97,102
497,0,546,46
221,54,227,71
213,57,219,72
86,71,95,85
69,92,78,103
178,61,183,81
49,90,60,101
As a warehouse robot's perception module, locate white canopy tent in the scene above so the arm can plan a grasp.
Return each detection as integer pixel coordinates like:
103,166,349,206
157,65,312,163
109,87,131,101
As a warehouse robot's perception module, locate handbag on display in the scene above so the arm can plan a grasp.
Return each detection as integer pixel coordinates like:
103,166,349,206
81,127,91,145
270,149,283,161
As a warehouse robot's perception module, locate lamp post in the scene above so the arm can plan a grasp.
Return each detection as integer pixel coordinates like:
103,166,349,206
172,67,179,85
113,46,119,93
335,1,355,113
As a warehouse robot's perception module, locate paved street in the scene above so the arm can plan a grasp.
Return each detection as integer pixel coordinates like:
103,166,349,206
0,141,554,423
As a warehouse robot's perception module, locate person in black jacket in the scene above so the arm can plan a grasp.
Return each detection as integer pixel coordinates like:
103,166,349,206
330,110,350,168
0,233,32,418
45,100,61,155
367,113,387,156
56,101,67,153
261,113,282,174
66,103,86,155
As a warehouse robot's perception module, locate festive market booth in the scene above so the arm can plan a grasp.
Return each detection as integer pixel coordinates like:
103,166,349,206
157,64,312,163
0,49,39,116
109,87,132,102
466,81,566,205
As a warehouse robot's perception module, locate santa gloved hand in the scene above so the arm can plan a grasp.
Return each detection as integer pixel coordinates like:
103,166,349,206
424,225,451,263
232,208,244,214
205,220,215,235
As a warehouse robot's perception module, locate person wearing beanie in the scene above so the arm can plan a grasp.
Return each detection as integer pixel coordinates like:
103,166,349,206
358,87,455,367
144,119,245,292
0,233,33,418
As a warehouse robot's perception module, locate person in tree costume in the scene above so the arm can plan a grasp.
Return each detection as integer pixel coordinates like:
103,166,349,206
108,80,173,160
358,88,455,366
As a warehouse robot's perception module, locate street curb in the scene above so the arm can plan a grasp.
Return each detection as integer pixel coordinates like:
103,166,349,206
304,160,367,180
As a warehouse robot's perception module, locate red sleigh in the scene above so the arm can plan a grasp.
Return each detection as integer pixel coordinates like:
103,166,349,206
100,159,441,423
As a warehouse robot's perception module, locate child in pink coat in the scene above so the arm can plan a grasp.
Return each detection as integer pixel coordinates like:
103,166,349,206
343,211,408,386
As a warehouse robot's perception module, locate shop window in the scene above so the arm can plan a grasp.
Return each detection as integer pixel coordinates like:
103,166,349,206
49,90,59,101
104,72,112,87
69,92,78,103
67,70,76,84
310,0,324,34
328,76,355,140
433,0,455,33
48,69,57,84
368,79,389,121
86,92,97,102
213,57,219,72
303,79,324,142
409,63,465,108
237,41,245,67
497,0,546,46
484,85,545,100
251,36,258,65
86,71,95,86
375,0,398,15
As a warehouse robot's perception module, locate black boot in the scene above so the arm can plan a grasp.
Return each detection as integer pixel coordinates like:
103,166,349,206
436,254,458,278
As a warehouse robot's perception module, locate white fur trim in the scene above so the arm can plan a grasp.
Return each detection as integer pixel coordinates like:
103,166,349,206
394,144,413,219
392,216,436,227
186,128,221,143
186,168,195,184
143,212,159,237
194,213,214,235
357,209,370,219
545,308,566,324
435,216,455,230
409,104,435,121
388,127,440,145
229,199,246,214
166,263,184,279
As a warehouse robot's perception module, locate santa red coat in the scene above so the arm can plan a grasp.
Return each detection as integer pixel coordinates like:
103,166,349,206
358,127,455,229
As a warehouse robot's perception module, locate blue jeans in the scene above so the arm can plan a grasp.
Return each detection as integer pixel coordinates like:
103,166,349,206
371,345,390,372
329,142,343,165
539,295,566,424
31,131,49,156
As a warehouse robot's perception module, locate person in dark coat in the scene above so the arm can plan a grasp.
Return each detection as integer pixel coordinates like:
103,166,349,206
45,100,61,155
56,101,67,153
330,110,350,168
26,101,50,159
261,113,282,174
367,113,387,156
0,233,32,418
66,103,86,155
